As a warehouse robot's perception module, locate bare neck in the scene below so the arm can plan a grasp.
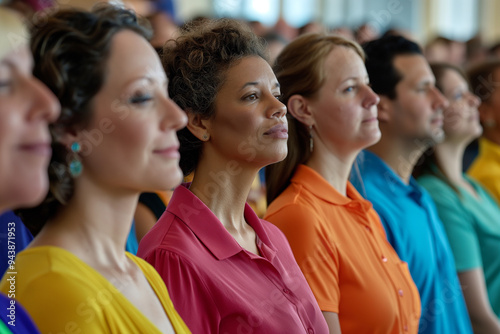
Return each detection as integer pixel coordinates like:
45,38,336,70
305,139,359,197
31,177,138,270
434,139,467,183
368,134,430,184
189,155,257,233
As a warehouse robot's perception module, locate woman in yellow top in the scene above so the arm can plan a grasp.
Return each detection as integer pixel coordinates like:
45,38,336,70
0,5,190,334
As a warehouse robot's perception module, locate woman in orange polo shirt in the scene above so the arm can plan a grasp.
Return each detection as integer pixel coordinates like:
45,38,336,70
264,34,421,333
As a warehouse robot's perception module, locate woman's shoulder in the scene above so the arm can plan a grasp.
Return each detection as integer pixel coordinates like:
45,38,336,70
127,253,171,284
266,183,318,216
9,246,89,280
3,246,112,293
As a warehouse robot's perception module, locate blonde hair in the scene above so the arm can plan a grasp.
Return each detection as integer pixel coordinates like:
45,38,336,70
0,7,28,61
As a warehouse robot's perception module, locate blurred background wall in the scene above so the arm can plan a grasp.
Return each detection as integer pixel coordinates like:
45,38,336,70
3,0,500,68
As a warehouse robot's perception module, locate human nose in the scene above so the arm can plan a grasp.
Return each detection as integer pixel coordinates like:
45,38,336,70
160,95,188,131
362,85,380,109
467,91,481,108
432,87,449,111
266,94,287,119
26,76,60,123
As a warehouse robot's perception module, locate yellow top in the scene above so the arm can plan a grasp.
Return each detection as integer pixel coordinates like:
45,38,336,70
0,246,190,334
468,138,500,205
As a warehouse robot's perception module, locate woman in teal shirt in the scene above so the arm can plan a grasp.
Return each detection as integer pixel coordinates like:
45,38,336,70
415,63,500,333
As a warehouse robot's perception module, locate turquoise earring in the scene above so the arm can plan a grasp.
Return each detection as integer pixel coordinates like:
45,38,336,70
69,142,83,177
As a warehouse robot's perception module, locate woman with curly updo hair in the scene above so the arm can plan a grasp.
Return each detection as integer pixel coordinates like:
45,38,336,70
137,19,328,333
0,5,190,333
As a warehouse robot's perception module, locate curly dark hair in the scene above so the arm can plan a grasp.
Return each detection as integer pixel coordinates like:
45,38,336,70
162,18,267,176
363,35,422,99
17,4,152,235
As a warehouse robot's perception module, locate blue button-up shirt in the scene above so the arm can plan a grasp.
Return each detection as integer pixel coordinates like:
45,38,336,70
351,150,473,334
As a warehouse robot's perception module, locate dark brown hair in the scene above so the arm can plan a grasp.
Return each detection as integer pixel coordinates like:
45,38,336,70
266,33,364,204
17,4,152,235
162,18,267,176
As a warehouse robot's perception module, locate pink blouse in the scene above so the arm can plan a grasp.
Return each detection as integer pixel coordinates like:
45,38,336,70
138,183,328,334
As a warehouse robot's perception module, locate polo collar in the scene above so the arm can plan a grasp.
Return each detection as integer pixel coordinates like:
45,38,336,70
167,183,277,261
291,164,372,212
359,150,423,202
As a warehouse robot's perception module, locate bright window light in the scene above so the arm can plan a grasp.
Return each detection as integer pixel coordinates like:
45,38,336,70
243,0,279,26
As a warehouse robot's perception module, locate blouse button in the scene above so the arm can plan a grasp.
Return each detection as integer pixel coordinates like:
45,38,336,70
283,288,290,294
404,325,409,331
308,328,314,334
398,289,404,297
382,256,388,263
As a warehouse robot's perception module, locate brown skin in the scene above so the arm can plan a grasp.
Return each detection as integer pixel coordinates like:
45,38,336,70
187,56,286,255
478,68,500,146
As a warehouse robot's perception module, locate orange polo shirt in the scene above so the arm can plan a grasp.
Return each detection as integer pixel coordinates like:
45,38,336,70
265,165,421,334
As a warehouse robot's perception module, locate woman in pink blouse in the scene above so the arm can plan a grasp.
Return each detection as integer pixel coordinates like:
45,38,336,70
137,19,328,334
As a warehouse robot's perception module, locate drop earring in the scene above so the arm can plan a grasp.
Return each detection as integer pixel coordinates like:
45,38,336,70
68,142,83,177
309,126,314,153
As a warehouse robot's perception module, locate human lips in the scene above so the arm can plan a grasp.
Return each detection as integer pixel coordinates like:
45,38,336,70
264,123,288,139
362,116,378,123
153,144,180,158
18,142,52,157
431,117,444,126
468,112,479,122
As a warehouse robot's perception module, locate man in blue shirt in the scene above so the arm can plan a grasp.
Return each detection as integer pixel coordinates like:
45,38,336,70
352,35,473,334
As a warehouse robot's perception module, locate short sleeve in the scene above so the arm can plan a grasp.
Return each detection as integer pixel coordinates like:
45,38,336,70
265,204,340,313
420,180,482,272
16,272,105,333
147,249,220,333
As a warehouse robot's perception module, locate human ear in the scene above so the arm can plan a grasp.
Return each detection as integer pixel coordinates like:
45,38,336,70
53,125,79,148
287,94,314,127
377,95,393,123
186,112,211,141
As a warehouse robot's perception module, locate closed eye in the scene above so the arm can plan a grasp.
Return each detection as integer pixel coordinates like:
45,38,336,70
0,80,12,93
129,94,153,105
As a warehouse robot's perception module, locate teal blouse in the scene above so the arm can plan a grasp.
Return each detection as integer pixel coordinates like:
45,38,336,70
418,173,500,318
